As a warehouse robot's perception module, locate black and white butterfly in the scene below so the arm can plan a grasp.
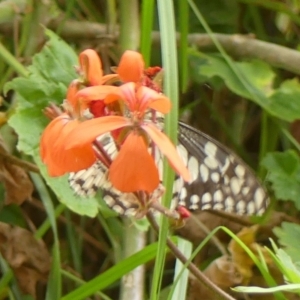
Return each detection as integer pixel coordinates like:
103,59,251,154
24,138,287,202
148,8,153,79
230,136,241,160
68,122,269,217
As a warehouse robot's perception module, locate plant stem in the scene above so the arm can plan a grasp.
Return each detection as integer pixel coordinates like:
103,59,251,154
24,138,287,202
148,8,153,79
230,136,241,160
0,42,28,77
146,212,236,300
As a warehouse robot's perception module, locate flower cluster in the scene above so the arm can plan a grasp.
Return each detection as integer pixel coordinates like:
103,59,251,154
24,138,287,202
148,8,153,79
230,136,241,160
40,49,190,199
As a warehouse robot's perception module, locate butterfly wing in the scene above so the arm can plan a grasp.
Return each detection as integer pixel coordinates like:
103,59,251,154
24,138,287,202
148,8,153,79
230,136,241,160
176,122,269,215
69,123,269,216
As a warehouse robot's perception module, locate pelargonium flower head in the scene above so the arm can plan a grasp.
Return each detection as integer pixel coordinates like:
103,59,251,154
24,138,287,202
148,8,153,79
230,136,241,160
40,115,96,176
65,82,191,192
40,82,96,176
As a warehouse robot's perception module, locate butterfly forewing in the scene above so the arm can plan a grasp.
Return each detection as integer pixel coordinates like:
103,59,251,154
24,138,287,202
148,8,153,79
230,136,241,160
69,123,269,216
177,122,269,215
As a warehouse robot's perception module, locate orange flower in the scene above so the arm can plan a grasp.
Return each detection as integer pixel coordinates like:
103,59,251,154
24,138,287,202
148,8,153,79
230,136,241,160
117,50,145,83
40,114,96,176
79,49,117,87
65,82,191,192
41,49,119,176
40,82,96,176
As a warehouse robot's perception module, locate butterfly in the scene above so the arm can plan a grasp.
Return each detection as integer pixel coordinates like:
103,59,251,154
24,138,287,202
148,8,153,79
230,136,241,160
68,122,269,217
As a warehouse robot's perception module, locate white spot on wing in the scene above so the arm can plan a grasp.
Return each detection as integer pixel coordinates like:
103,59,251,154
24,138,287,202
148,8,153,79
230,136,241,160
224,175,230,185
104,195,115,206
230,177,241,195
204,156,219,169
213,190,223,202
191,194,200,204
177,144,188,166
200,164,209,182
235,165,246,178
213,203,224,210
188,156,199,181
246,201,255,214
112,205,125,214
157,157,163,180
236,201,246,214
242,187,250,196
180,187,187,199
204,141,217,156
202,203,212,210
202,192,212,203
220,157,230,175
173,177,184,193
225,196,234,211
211,172,220,183
254,187,265,209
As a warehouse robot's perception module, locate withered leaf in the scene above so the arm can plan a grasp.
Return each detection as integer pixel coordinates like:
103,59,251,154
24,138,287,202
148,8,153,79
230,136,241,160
187,255,243,300
0,222,51,298
228,225,271,284
0,136,33,205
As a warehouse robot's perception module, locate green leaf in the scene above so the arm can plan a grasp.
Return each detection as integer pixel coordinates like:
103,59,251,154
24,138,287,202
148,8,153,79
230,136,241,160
233,284,300,294
35,152,100,217
189,50,300,122
266,244,300,287
170,238,192,300
261,150,300,208
6,29,102,217
30,173,62,300
189,50,274,101
275,249,300,283
274,222,300,263
6,30,77,155
268,79,300,122
61,239,173,300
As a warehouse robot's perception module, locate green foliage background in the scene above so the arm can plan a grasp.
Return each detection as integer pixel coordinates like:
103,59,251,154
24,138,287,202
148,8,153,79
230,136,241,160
0,0,300,299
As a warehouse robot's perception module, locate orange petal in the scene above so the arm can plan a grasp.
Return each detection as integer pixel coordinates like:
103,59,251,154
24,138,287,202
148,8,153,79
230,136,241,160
40,115,96,176
101,74,119,85
117,51,145,83
48,143,96,176
76,86,121,103
65,116,130,149
137,86,171,114
147,97,171,113
119,82,137,111
79,49,103,86
67,79,86,111
40,114,70,163
142,123,191,182
109,132,159,192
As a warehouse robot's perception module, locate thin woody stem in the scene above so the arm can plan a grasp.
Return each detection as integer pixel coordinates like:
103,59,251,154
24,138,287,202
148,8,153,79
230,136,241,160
146,212,235,300
149,201,180,219
92,139,112,168
0,152,39,173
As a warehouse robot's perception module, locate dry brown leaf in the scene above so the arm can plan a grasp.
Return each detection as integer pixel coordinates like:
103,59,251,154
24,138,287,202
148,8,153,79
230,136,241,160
0,136,33,205
204,255,243,289
0,112,7,126
0,222,51,298
228,225,272,284
187,256,243,300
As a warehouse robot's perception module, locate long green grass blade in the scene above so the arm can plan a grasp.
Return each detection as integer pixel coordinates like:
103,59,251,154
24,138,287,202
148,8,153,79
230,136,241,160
61,240,171,300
